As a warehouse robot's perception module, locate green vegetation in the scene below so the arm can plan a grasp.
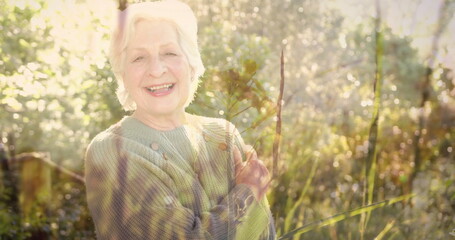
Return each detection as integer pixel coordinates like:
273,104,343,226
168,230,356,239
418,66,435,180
1,0,454,239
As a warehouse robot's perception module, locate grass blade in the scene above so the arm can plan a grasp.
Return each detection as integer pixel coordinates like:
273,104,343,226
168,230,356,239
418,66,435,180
278,194,415,239
361,0,384,237
374,220,395,240
283,157,319,235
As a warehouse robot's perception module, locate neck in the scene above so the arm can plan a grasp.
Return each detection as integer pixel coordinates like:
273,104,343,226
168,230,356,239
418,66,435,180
131,109,188,131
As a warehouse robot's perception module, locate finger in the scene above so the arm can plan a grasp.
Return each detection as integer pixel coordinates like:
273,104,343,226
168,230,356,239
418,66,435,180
258,180,271,201
244,145,257,162
259,165,270,184
247,160,266,180
249,160,270,182
257,160,269,176
257,165,271,201
244,145,254,154
233,146,243,173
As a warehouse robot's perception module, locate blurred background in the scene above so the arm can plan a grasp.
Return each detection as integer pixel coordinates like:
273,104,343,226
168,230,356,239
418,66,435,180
0,0,454,239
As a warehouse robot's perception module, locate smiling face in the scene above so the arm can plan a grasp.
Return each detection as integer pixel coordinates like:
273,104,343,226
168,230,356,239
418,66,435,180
123,19,192,120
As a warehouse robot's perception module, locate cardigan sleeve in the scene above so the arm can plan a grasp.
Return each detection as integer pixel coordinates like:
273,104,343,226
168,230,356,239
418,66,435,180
85,132,274,240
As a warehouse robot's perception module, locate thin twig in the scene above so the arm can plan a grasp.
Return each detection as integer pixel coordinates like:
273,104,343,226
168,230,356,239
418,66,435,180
239,108,276,134
231,106,252,118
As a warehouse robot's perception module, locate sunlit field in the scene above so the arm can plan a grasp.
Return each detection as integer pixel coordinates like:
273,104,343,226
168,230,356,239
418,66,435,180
1,0,454,239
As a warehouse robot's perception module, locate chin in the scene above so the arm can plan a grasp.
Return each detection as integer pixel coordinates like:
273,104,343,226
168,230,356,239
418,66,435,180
146,104,184,116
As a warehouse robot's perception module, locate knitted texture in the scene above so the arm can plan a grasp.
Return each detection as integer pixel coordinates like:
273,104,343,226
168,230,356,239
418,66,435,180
85,115,276,239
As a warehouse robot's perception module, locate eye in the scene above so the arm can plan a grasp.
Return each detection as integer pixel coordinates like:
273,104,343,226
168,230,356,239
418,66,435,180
133,56,144,62
165,52,178,56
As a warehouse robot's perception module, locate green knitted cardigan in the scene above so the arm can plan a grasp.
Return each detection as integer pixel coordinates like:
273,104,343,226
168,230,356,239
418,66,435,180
85,115,276,239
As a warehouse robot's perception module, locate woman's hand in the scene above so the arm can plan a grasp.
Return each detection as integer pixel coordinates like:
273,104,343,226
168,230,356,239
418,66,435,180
233,145,271,200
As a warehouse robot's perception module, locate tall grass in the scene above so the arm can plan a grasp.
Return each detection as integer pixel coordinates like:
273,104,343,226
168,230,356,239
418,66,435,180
360,0,384,239
278,194,415,239
282,156,319,239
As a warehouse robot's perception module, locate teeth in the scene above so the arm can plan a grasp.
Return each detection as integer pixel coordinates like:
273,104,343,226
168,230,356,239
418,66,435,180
147,84,173,91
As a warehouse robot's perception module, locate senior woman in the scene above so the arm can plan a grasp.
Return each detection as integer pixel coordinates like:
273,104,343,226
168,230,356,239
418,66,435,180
84,0,276,239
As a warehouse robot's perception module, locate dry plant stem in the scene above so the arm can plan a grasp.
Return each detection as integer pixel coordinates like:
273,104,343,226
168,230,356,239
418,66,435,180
118,0,128,10
272,48,285,178
15,152,85,183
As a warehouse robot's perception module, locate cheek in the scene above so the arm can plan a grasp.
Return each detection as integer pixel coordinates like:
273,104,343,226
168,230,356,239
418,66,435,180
170,60,191,81
124,66,145,85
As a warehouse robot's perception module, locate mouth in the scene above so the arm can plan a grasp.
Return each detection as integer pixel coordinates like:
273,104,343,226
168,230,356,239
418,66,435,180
145,83,175,93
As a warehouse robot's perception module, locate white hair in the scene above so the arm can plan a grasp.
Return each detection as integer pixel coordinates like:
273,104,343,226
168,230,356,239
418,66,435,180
109,0,205,111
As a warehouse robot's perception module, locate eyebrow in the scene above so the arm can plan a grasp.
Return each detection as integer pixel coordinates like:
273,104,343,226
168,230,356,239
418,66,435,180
127,42,179,51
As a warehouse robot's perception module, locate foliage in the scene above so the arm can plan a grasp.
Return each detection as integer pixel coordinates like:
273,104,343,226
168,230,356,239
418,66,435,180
1,0,454,239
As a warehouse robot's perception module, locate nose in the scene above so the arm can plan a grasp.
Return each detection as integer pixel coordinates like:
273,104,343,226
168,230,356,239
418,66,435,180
148,56,167,78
